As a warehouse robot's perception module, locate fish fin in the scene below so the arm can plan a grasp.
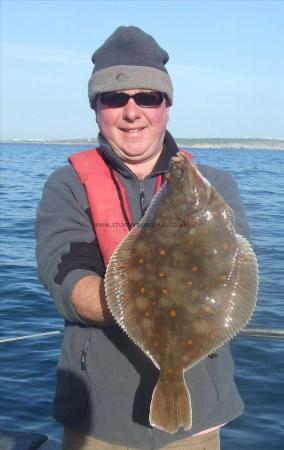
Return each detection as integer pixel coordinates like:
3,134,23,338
105,224,159,366
104,184,169,366
201,233,259,357
149,374,192,434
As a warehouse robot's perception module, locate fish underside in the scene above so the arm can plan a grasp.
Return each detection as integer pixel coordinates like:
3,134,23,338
105,152,258,434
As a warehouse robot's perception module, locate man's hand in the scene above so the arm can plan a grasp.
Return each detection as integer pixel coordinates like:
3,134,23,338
71,275,115,325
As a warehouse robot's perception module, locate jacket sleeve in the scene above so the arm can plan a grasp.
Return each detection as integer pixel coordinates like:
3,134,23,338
199,165,251,240
35,165,105,323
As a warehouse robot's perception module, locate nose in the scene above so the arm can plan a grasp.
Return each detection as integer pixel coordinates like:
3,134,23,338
122,97,142,121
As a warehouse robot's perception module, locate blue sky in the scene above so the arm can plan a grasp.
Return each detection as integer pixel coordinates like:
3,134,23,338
1,0,284,140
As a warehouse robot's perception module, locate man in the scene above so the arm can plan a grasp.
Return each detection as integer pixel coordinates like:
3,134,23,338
36,26,250,450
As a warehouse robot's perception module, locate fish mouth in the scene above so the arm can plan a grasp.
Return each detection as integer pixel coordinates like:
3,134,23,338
168,152,212,213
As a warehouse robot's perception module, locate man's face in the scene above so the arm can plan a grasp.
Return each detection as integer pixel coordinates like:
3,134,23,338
95,89,170,165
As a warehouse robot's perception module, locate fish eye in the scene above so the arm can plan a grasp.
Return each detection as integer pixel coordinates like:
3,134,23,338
173,166,183,178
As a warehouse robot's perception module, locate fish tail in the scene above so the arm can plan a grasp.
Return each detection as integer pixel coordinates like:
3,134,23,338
149,375,192,434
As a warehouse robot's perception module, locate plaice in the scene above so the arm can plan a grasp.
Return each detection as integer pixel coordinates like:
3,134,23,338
105,152,258,434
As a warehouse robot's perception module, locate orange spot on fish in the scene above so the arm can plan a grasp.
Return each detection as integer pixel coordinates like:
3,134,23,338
192,266,199,272
222,242,229,251
159,272,165,278
187,280,193,287
202,306,212,314
187,339,193,346
170,309,176,317
139,287,145,294
152,301,157,306
182,354,190,363
138,257,144,264
167,368,173,374
161,288,168,295
145,312,150,317
159,249,166,256
154,342,158,347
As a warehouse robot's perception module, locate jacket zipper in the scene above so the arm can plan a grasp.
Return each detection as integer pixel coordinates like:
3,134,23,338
139,180,146,216
81,339,90,371
80,338,91,414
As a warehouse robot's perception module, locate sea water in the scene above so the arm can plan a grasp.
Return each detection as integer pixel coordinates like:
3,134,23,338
0,144,283,449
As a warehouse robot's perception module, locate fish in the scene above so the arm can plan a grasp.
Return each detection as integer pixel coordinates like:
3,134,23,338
104,152,258,434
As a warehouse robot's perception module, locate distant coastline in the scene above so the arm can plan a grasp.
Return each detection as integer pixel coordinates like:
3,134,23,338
1,137,284,150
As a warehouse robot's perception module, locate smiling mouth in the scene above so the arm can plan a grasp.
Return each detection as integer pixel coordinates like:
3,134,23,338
121,127,145,134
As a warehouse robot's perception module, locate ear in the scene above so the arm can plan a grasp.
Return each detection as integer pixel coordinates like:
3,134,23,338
92,94,99,113
165,104,170,123
94,102,100,125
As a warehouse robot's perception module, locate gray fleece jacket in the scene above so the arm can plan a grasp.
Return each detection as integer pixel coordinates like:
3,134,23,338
35,131,249,449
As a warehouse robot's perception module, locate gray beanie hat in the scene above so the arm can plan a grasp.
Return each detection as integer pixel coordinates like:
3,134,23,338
88,26,173,108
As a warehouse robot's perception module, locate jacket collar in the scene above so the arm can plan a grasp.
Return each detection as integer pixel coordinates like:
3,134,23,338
97,130,179,179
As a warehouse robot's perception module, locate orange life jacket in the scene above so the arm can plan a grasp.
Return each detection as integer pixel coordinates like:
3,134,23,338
69,148,191,266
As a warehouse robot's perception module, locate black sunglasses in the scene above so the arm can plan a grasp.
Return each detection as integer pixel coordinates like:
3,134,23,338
99,91,166,108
